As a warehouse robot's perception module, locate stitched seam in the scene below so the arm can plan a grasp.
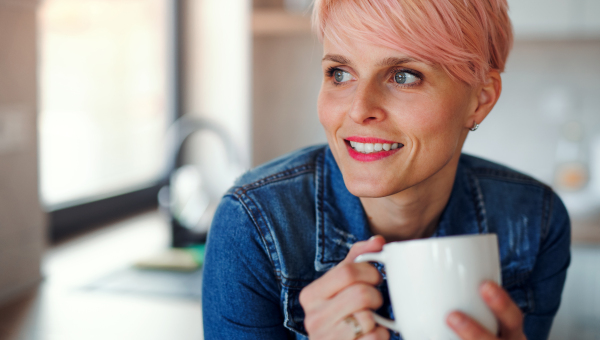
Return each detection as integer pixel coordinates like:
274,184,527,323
527,286,535,313
229,166,315,281
317,151,327,264
233,165,315,196
246,193,286,281
471,168,540,181
280,278,314,286
465,168,485,233
230,167,321,284
284,291,308,336
234,195,314,284
471,169,550,189
229,193,279,279
540,188,553,242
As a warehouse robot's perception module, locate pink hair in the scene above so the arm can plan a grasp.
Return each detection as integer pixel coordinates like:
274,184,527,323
313,0,513,86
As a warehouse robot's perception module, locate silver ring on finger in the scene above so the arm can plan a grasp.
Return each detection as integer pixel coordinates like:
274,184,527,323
344,315,363,340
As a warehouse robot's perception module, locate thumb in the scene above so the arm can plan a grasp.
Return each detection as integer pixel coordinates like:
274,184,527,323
342,235,386,264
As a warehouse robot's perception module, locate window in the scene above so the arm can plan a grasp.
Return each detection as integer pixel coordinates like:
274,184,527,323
38,0,177,238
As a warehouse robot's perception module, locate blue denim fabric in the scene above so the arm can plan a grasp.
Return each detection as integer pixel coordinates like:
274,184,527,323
202,145,571,340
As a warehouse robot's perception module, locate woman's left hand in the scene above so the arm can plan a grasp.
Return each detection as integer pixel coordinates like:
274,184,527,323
446,281,527,340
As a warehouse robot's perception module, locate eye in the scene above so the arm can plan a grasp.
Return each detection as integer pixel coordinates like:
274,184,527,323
394,71,419,85
334,69,353,83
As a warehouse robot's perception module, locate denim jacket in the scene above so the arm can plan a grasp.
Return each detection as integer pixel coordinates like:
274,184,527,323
202,145,571,340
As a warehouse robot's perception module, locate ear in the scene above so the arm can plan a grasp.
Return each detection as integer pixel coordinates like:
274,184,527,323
466,69,502,129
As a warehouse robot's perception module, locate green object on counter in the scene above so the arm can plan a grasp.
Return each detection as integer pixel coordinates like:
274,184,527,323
183,244,205,266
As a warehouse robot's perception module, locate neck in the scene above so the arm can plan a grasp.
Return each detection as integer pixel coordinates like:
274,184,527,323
360,151,462,243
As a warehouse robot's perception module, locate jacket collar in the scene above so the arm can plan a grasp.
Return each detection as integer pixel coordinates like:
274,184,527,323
314,147,488,272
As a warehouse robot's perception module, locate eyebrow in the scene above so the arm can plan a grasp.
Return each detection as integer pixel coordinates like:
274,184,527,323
322,54,419,67
322,54,352,65
377,57,419,67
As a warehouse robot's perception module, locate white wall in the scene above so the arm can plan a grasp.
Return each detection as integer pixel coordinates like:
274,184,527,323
252,35,325,166
183,0,251,164
0,0,46,305
463,40,600,216
508,0,600,39
181,0,252,198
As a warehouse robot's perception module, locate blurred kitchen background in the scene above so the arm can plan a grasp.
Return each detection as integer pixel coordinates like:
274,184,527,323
0,0,598,339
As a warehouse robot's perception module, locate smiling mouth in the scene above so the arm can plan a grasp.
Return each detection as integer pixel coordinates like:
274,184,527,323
345,139,404,154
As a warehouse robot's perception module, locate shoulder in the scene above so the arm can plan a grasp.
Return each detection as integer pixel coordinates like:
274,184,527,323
215,145,324,286
458,153,560,223
459,153,568,233
459,153,549,188
229,144,326,196
458,153,566,233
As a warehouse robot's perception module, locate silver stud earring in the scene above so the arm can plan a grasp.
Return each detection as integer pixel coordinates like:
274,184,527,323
470,122,480,131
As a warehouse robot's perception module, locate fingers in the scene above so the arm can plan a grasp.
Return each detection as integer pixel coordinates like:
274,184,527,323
300,236,385,311
341,235,386,264
338,311,378,340
353,310,377,338
304,283,383,333
446,311,497,340
480,281,526,339
358,326,391,340
300,236,387,339
324,283,383,324
334,313,389,340
446,281,527,340
300,262,382,311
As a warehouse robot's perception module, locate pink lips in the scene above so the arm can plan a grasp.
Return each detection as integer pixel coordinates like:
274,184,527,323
344,136,403,162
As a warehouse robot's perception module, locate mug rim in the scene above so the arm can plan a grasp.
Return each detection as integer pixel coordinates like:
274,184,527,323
382,232,497,249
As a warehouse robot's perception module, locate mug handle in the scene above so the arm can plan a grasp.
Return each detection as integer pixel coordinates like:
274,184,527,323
354,252,401,333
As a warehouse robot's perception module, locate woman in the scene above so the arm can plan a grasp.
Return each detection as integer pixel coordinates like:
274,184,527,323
202,0,570,339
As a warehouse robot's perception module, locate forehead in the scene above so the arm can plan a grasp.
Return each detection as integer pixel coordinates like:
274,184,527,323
322,36,433,70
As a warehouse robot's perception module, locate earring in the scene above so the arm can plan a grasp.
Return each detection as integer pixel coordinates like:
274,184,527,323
470,121,480,131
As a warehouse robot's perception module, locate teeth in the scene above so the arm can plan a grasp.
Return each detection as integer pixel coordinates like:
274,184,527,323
349,141,400,154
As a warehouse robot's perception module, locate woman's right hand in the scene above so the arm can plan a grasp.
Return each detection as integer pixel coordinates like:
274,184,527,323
299,235,390,340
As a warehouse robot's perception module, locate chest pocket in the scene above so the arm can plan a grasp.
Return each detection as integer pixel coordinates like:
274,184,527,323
283,285,309,339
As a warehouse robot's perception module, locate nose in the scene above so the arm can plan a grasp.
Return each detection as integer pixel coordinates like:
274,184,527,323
348,81,386,124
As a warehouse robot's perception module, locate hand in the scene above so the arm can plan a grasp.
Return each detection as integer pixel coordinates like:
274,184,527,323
447,281,527,340
299,236,390,340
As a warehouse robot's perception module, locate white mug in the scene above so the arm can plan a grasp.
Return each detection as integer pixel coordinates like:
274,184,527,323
355,234,501,340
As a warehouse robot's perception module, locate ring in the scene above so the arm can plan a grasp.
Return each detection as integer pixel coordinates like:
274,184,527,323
344,315,363,339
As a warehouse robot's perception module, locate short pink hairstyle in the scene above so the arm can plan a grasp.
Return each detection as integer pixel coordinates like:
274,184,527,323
313,0,513,86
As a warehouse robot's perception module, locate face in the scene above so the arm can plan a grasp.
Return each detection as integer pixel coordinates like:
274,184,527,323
318,37,479,198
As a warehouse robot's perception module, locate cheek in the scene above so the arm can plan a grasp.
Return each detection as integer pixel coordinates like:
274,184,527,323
403,94,467,139
317,90,345,137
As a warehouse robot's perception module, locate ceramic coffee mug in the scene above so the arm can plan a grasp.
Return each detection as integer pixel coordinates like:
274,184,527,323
355,234,501,340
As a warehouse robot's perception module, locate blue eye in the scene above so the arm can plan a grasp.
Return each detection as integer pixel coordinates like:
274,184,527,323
394,71,419,85
334,70,352,83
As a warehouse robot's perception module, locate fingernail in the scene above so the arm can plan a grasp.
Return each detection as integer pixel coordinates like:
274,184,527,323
447,313,467,329
481,281,498,300
369,235,377,241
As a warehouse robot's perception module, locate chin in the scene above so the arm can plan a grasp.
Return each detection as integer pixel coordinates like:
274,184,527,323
342,173,404,198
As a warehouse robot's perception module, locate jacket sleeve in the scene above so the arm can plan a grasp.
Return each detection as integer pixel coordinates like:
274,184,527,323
202,195,291,339
523,191,571,340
